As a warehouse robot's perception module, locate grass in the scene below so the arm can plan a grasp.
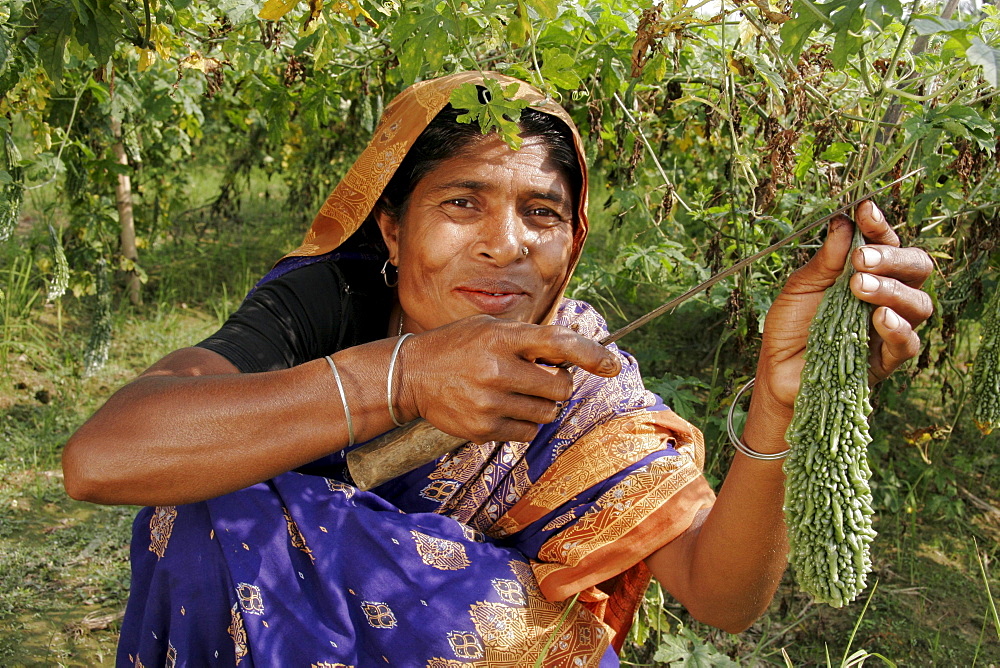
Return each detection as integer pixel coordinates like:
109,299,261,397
1,176,998,666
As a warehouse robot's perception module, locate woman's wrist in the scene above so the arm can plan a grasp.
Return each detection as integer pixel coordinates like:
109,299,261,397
392,333,423,424
740,377,794,456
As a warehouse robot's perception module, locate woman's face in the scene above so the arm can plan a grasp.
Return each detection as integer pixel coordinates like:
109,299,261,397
375,134,576,334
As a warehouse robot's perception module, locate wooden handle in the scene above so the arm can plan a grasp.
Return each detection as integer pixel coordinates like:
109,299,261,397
346,419,468,491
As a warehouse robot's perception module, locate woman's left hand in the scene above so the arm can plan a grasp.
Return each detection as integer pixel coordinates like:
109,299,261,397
755,200,935,414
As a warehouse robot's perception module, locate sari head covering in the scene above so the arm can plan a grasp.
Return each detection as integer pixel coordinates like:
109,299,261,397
264,70,590,326
118,73,718,668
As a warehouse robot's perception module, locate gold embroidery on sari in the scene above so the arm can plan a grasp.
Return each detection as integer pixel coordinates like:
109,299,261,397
541,509,577,533
460,523,485,542
411,531,471,570
491,578,526,605
311,663,353,668
412,80,453,123
235,582,265,616
470,602,528,645
282,506,315,563
427,561,609,667
439,441,532,530
165,642,177,668
493,415,665,536
148,506,177,559
325,478,355,497
447,631,485,659
228,603,248,666
420,479,459,504
361,601,397,628
534,455,701,575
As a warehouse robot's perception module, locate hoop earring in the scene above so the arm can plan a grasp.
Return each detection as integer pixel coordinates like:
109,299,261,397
381,259,398,288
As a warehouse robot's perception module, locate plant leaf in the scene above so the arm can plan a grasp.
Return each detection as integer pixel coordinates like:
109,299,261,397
259,0,300,21
450,80,530,149
967,37,1000,89
911,16,972,35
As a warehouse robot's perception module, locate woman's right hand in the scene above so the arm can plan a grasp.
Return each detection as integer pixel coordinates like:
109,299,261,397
395,315,621,444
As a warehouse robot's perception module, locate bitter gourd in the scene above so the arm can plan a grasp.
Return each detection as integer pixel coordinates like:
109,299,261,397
46,224,69,302
1,131,23,243
784,226,875,608
83,259,113,377
971,282,1000,435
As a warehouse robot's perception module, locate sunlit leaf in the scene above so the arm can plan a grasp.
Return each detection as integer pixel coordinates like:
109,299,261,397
967,37,1000,90
507,0,531,47
138,47,154,71
259,0,300,21
525,0,559,20
540,48,580,91
331,0,378,28
911,16,972,35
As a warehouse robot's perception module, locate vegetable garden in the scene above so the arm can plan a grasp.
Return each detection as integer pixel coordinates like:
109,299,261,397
1,0,999,664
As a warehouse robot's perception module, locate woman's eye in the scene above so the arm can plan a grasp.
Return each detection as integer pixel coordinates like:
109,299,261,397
527,207,565,222
445,198,472,208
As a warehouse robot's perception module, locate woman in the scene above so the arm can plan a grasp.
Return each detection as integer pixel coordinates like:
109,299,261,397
63,72,934,667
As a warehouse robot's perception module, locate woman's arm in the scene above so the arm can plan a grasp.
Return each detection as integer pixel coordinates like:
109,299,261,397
63,317,621,507
645,201,934,632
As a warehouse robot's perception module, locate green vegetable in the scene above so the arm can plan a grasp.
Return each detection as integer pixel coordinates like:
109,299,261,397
971,282,1000,435
46,224,69,302
1,131,23,243
83,259,113,377
784,226,875,608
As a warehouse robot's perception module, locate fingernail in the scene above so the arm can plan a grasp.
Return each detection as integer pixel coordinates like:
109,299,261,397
859,246,881,268
860,273,880,293
883,309,900,330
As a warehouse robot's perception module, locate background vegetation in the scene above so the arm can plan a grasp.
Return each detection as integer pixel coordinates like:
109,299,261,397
1,0,998,664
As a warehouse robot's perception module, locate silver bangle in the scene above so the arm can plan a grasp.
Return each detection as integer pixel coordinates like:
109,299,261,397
325,355,355,447
387,333,414,427
727,377,791,461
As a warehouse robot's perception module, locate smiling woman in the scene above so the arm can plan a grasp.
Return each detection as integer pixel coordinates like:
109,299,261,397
61,71,934,667
374,108,577,333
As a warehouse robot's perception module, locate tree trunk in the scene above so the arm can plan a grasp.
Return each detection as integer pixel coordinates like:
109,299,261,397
111,118,142,307
876,0,963,144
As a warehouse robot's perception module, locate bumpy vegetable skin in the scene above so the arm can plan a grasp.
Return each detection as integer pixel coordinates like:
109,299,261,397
1,132,23,243
783,227,876,608
971,282,1000,435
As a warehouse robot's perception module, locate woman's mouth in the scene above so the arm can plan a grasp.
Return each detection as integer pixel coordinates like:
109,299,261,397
455,280,528,315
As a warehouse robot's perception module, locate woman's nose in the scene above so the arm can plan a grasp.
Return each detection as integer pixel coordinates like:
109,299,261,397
474,207,526,266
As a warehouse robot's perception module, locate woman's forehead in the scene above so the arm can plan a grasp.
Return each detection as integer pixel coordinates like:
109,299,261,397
416,135,571,197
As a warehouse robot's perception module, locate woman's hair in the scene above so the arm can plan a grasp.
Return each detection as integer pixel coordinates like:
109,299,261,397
376,103,582,220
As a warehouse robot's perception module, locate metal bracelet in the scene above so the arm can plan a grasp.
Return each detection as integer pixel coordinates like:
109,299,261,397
325,355,355,447
727,377,791,461
387,333,414,427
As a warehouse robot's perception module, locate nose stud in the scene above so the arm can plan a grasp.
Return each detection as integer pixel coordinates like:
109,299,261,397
521,246,529,257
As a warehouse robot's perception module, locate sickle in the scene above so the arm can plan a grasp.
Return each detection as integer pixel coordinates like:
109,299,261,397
346,169,924,490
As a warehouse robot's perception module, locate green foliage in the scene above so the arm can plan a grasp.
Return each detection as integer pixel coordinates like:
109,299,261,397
450,80,530,148
1,0,999,661
653,624,740,667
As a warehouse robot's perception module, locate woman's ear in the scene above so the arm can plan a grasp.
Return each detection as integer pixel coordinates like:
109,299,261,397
373,205,401,265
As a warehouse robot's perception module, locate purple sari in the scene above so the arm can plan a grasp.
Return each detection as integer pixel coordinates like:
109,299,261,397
117,300,715,667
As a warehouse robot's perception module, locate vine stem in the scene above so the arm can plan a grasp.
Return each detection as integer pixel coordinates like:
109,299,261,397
612,93,692,213
25,84,84,192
